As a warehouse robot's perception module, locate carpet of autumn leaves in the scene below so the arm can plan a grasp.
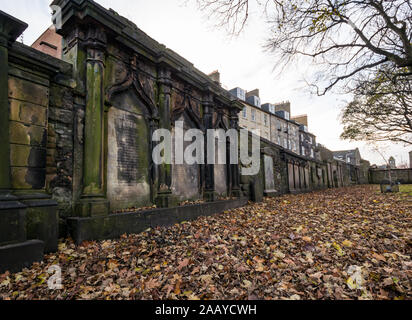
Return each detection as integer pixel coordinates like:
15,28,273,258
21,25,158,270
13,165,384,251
0,185,411,300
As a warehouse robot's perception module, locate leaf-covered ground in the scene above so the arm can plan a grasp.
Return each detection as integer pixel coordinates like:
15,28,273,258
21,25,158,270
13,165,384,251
1,185,411,300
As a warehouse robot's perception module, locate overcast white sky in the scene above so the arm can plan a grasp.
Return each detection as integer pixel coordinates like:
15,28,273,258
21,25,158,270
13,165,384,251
1,0,410,166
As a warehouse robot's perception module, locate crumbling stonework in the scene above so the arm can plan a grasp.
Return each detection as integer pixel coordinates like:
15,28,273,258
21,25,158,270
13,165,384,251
0,9,74,272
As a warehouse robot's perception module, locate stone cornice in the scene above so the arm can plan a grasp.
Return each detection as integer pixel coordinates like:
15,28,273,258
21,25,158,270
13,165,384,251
0,10,28,47
51,0,238,104
9,42,73,80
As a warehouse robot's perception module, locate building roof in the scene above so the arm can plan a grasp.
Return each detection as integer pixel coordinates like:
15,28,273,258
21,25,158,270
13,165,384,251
333,149,359,157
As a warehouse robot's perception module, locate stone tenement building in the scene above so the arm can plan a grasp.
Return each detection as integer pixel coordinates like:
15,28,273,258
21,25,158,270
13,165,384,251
0,0,372,273
233,90,318,161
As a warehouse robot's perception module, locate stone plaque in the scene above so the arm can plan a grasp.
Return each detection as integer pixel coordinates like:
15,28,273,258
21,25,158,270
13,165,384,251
171,117,201,201
116,114,139,183
107,108,150,210
264,155,276,193
294,164,300,190
288,163,294,190
214,164,228,196
214,140,228,196
305,168,310,189
300,166,305,189
327,164,332,186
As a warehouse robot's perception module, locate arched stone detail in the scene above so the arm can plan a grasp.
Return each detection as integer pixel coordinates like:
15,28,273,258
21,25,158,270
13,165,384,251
106,54,158,120
106,88,153,210
172,91,204,131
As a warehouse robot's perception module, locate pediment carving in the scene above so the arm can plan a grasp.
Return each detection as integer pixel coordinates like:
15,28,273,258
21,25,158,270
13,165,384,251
106,54,158,119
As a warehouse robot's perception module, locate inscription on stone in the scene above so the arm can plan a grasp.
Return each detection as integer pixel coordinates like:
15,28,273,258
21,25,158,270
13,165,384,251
115,114,139,184
107,107,150,210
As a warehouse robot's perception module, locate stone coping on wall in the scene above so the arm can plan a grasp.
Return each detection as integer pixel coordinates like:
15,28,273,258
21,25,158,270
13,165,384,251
0,240,44,274
51,0,238,104
67,198,249,245
9,42,73,79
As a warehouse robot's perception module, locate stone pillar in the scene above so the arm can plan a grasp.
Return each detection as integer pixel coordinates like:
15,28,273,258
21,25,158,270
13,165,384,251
0,11,44,273
155,67,173,208
409,151,412,169
0,12,27,196
229,107,242,197
0,13,27,246
287,161,295,193
0,29,10,194
76,26,109,217
203,92,216,202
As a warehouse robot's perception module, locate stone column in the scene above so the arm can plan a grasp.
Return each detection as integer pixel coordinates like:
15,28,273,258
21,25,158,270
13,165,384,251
0,35,9,194
0,11,45,273
203,92,215,202
409,151,412,169
287,160,295,193
76,26,109,217
155,67,173,208
229,107,242,197
0,11,29,246
0,12,27,196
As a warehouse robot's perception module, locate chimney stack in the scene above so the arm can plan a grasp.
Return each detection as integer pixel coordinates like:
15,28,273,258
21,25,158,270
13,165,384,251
292,115,308,127
246,89,260,98
245,89,261,108
274,101,291,115
208,70,220,85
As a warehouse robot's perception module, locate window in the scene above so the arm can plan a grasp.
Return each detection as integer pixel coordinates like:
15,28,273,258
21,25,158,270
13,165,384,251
276,120,282,131
264,114,268,126
269,105,275,114
347,156,351,163
251,109,256,122
242,107,247,119
311,149,314,158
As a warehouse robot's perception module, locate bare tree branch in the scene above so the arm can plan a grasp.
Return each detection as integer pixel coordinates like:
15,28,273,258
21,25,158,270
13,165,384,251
197,0,412,94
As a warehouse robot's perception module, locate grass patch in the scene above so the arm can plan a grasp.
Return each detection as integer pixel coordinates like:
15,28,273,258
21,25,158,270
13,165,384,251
399,185,412,196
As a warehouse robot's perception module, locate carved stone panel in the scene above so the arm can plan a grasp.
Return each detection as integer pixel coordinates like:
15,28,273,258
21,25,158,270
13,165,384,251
288,163,294,191
305,167,310,189
327,163,332,187
171,116,201,201
107,107,151,210
214,164,227,196
300,166,305,189
294,164,300,190
264,155,276,193
214,140,228,197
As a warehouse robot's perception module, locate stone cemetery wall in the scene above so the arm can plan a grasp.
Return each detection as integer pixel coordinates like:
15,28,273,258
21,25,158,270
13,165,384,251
370,169,412,184
0,10,75,272
0,1,371,272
